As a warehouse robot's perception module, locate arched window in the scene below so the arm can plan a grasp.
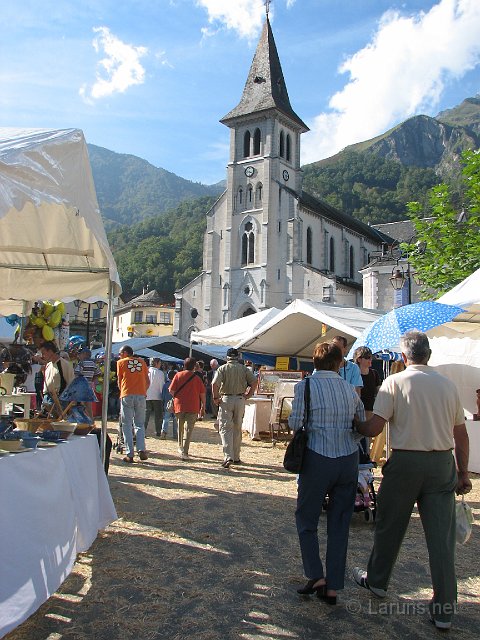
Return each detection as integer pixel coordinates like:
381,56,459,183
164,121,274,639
329,237,335,272
255,182,263,206
243,131,250,158
247,184,253,205
306,227,313,265
286,133,291,162
253,128,261,155
238,187,243,206
241,221,255,266
349,245,355,279
279,131,285,158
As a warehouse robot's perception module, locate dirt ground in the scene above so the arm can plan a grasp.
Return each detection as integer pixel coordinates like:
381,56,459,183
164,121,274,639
6,419,480,640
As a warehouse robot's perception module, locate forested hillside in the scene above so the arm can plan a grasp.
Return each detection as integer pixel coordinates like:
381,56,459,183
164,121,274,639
107,196,215,298
88,144,224,229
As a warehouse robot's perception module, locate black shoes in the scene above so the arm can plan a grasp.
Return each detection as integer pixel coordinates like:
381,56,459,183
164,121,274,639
221,459,233,468
297,578,323,595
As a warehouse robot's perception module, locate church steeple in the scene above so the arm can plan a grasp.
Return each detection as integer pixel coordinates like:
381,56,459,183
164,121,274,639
220,17,309,132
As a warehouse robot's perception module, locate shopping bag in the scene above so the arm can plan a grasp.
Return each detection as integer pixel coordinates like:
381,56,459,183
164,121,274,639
456,496,474,545
166,399,174,412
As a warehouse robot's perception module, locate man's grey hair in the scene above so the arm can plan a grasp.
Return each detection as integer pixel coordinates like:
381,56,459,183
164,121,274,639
400,331,431,364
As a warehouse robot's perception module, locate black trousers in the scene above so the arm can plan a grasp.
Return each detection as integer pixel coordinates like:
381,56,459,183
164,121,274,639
91,428,112,475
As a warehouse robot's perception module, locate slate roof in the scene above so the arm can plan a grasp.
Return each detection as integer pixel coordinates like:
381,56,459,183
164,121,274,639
220,17,309,132
116,289,174,313
276,181,395,245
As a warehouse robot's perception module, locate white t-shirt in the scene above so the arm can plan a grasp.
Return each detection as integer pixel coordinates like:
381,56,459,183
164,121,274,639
146,367,165,401
373,365,464,451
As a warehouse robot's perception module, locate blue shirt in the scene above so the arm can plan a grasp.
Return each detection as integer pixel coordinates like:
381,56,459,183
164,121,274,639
288,371,365,458
339,360,363,388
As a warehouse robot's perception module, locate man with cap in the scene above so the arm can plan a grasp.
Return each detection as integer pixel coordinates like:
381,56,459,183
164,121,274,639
212,348,257,468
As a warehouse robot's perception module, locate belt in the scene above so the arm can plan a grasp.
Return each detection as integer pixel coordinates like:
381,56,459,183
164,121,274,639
223,394,244,396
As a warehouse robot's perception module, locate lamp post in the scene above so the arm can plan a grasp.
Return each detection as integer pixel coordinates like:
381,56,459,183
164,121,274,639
389,265,412,307
76,300,106,346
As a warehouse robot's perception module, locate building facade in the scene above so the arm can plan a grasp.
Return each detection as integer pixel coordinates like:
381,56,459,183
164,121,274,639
174,17,393,340
113,290,175,342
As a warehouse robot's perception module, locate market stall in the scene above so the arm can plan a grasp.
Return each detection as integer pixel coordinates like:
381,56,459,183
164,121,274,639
0,128,121,635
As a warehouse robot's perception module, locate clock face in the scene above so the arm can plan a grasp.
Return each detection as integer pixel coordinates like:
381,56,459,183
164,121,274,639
282,169,290,181
244,166,255,177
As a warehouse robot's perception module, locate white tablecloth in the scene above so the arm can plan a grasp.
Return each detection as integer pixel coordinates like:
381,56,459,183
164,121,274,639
0,435,117,638
242,396,272,439
466,420,480,473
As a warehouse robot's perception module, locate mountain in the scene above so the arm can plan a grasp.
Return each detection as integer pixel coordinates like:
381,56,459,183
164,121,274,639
302,97,480,225
87,144,224,229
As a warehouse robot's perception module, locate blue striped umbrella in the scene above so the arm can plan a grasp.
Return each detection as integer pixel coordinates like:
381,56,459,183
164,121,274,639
348,301,465,357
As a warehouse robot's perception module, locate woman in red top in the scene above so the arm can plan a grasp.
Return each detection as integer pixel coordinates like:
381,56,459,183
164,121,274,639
169,357,206,461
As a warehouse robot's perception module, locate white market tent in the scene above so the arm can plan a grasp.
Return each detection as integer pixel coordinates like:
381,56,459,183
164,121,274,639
427,268,480,417
0,127,122,455
237,299,383,359
190,307,282,347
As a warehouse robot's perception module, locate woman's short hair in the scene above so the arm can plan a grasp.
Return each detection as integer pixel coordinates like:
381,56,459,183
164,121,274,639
313,342,343,371
400,331,431,364
353,346,373,363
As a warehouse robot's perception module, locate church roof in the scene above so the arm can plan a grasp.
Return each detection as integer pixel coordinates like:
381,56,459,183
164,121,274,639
220,17,309,132
299,190,395,244
276,183,395,245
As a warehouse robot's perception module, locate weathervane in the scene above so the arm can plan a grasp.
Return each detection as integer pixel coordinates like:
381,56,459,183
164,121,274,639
265,0,271,17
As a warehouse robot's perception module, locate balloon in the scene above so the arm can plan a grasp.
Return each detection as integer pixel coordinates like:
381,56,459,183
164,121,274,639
6,314,19,326
48,309,62,327
95,384,102,392
33,316,46,328
54,301,65,315
42,324,55,341
42,302,54,318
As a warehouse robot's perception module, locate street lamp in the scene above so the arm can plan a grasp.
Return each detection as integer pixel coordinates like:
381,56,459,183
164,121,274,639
77,300,106,346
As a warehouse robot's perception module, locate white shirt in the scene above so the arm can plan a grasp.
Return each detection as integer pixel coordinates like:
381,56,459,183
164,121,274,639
146,367,165,401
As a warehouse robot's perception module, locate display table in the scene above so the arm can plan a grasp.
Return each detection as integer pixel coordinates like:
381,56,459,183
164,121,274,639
0,435,117,638
242,396,272,439
466,420,480,473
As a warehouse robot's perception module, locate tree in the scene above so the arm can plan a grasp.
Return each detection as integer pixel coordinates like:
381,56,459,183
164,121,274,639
403,150,480,298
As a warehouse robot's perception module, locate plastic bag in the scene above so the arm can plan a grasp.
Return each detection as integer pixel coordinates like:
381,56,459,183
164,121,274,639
456,496,474,545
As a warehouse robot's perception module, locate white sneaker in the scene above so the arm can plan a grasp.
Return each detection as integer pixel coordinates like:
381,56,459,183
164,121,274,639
352,567,387,598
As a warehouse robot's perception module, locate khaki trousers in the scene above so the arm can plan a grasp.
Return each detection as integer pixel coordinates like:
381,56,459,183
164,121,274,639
218,395,246,461
176,412,197,455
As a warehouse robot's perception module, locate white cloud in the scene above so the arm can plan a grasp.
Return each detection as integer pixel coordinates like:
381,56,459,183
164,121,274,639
302,0,480,163
79,26,147,103
196,0,266,39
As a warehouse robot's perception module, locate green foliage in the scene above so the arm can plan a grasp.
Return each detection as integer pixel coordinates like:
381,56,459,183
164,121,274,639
302,151,439,224
108,196,216,300
403,150,480,297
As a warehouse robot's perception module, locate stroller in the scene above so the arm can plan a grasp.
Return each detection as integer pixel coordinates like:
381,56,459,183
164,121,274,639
354,438,377,522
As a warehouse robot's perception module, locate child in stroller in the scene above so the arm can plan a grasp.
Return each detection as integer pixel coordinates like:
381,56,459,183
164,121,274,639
355,437,377,522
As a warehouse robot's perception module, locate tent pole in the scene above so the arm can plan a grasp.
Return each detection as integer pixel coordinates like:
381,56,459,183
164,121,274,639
100,284,115,469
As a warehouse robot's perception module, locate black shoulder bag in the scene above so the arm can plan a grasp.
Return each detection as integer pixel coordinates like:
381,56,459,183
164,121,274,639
283,377,310,473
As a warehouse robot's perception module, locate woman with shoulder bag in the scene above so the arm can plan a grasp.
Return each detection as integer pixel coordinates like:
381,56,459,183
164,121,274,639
288,342,365,605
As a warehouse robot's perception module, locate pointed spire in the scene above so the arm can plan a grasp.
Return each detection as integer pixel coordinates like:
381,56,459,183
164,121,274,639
221,17,309,132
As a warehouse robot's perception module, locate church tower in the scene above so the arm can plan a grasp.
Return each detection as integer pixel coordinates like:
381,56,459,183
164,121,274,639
174,14,391,340
207,15,309,323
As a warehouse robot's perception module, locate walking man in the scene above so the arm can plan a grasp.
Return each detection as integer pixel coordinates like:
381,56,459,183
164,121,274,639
206,359,219,417
169,357,206,461
117,346,149,463
212,348,257,468
331,335,363,395
353,331,471,631
144,358,165,436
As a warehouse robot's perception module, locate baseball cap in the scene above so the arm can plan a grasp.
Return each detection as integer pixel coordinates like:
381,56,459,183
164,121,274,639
227,348,239,358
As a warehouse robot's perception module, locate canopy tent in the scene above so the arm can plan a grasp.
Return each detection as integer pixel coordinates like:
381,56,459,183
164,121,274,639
425,268,480,417
94,336,227,364
0,128,121,309
237,299,383,360
0,127,122,460
190,308,281,347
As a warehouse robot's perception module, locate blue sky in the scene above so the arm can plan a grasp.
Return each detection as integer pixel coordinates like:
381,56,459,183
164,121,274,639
2,0,480,185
